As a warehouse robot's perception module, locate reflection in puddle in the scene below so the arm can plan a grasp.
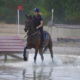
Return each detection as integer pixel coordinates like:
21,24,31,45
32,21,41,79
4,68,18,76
23,66,53,80
23,66,80,80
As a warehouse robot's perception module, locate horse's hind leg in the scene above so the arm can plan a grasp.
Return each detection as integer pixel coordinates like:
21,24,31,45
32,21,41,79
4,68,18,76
48,46,53,62
39,48,44,62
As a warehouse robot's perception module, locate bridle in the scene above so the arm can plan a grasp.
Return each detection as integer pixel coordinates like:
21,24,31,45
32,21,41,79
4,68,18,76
24,19,38,38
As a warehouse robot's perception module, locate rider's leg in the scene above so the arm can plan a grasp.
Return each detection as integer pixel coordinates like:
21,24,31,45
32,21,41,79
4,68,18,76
39,28,47,46
39,27,44,43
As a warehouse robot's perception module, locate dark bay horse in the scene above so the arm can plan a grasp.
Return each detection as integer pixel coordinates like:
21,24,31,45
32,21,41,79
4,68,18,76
24,15,53,63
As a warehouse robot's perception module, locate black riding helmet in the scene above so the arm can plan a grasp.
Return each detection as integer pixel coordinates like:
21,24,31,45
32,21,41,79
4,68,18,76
33,8,39,12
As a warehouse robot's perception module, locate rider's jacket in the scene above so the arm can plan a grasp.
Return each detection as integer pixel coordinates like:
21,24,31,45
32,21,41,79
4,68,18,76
33,14,43,30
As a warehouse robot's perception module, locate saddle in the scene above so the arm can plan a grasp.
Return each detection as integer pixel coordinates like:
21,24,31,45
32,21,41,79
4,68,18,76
43,32,49,39
38,30,49,40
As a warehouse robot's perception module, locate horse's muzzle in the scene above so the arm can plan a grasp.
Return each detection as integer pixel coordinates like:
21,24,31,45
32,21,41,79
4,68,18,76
24,28,27,32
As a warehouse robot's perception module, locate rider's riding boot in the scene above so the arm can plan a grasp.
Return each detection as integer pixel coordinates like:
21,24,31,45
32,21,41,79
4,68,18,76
43,42,47,46
42,35,46,46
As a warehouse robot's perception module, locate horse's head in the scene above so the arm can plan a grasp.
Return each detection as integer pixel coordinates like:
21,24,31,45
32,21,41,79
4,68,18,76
24,15,33,32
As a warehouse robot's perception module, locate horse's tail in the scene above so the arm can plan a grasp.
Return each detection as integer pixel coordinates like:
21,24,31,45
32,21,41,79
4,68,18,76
42,46,48,53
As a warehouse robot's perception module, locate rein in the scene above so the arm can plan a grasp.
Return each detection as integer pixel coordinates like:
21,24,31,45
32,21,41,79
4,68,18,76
24,31,38,38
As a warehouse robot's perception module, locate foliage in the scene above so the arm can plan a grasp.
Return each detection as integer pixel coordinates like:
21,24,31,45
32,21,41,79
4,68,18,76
0,0,80,24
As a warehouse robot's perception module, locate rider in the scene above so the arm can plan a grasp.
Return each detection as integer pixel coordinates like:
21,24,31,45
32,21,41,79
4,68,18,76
33,8,46,46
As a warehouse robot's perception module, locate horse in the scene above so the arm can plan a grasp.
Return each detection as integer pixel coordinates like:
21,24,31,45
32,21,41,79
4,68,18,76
23,15,53,63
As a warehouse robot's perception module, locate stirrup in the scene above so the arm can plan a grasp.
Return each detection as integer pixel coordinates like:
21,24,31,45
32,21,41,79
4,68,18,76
43,42,47,46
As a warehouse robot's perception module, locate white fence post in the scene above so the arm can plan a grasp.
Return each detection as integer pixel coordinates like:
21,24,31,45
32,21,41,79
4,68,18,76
17,9,19,36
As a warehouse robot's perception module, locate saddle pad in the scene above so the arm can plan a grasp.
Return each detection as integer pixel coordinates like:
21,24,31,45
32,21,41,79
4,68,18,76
43,32,49,39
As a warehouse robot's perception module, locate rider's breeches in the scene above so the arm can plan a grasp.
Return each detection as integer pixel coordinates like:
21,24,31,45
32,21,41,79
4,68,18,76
39,27,44,43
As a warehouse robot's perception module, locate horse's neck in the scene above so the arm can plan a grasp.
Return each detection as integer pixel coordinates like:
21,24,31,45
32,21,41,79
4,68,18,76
28,26,35,35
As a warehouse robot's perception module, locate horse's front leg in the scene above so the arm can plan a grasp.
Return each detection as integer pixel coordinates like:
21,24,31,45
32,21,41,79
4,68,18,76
23,46,28,61
39,48,44,62
34,49,38,63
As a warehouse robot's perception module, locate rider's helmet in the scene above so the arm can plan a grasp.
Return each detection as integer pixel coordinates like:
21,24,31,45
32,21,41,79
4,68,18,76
33,8,39,12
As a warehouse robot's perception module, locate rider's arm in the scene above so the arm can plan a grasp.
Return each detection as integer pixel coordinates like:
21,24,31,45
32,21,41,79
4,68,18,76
36,20,43,29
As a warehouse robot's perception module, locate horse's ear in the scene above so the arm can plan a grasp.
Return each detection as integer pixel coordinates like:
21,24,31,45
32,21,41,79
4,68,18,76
30,15,32,19
25,14,27,18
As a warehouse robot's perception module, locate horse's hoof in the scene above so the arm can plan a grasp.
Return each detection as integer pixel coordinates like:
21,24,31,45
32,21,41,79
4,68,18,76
24,57,27,61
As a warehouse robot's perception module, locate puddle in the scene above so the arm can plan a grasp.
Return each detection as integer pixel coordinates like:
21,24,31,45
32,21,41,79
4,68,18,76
0,54,80,80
